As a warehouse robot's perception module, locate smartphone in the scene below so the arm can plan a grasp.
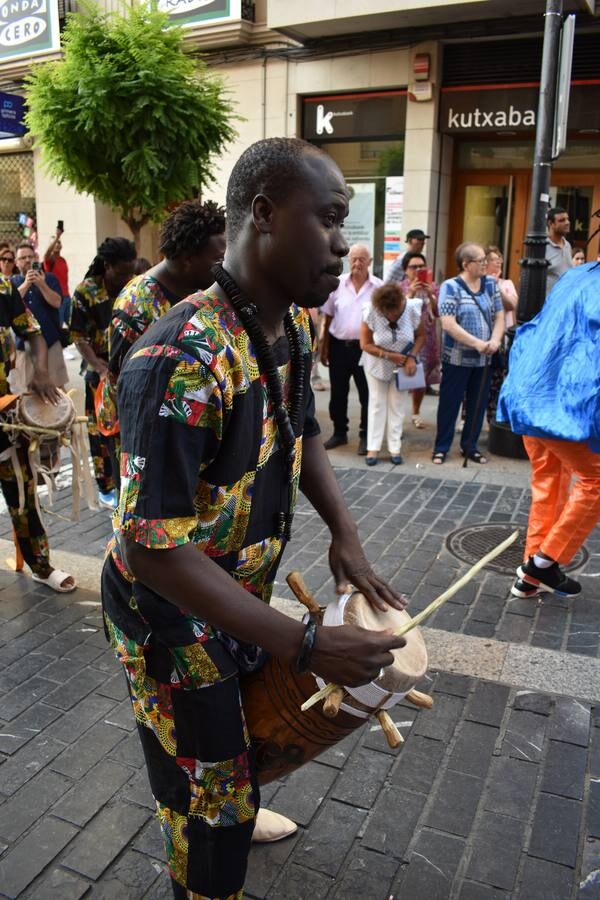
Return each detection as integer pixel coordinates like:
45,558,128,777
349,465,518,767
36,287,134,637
417,268,431,284
57,220,64,232
31,261,42,272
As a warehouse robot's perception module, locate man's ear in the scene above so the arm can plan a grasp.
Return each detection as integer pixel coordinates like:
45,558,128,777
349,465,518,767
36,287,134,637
252,194,275,234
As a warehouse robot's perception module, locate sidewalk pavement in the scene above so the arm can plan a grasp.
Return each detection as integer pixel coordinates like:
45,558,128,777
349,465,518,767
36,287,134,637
0,364,598,898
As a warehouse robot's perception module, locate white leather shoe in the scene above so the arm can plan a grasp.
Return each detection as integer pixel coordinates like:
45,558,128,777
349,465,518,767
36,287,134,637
251,808,298,843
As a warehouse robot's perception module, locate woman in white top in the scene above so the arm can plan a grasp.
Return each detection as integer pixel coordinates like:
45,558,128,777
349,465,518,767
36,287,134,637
359,282,425,466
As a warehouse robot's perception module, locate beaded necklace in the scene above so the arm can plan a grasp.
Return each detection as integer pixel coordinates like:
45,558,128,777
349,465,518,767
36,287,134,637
212,263,305,541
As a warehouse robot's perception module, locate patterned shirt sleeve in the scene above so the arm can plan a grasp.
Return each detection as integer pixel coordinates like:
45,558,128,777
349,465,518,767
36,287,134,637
492,282,503,316
9,285,41,338
117,351,223,550
109,290,150,376
70,285,91,344
438,279,458,317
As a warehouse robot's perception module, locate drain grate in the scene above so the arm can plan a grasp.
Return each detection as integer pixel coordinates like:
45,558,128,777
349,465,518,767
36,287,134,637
445,523,588,576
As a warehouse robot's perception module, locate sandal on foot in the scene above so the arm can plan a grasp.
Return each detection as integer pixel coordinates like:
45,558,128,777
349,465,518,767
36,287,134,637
461,449,488,464
412,415,426,429
32,569,76,593
432,451,446,465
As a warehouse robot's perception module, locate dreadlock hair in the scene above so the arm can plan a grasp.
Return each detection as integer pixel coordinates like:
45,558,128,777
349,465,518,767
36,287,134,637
158,200,226,259
85,237,136,278
226,137,324,242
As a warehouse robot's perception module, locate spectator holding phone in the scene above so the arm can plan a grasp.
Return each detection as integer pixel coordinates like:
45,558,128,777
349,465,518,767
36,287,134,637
400,251,440,429
11,242,67,390
43,223,70,327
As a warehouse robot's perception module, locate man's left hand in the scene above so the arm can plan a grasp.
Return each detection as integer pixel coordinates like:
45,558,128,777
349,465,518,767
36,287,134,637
29,372,60,405
328,532,408,612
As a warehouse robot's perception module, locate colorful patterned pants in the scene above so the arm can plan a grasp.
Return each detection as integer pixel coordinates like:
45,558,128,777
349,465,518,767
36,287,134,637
0,447,50,576
102,561,258,899
84,373,114,493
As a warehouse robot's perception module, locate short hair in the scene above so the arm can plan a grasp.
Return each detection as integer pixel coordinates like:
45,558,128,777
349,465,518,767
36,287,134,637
547,206,567,225
485,245,503,259
159,200,226,259
401,251,426,272
85,237,136,278
372,281,405,316
226,137,323,242
16,242,34,252
455,242,482,271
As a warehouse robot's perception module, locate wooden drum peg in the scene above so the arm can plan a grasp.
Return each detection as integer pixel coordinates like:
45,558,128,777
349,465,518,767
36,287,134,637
376,710,404,748
286,571,321,617
323,686,345,718
406,689,434,710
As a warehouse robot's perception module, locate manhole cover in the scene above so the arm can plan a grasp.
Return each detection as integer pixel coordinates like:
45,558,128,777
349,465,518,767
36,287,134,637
445,523,588,576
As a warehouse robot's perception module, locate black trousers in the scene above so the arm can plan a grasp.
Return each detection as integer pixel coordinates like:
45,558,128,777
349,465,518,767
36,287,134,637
328,335,368,438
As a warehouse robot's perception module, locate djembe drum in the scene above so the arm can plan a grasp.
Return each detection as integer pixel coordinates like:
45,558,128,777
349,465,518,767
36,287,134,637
18,390,76,470
240,576,430,785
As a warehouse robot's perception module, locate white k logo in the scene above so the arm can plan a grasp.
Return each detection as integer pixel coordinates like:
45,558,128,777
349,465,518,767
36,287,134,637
316,104,334,135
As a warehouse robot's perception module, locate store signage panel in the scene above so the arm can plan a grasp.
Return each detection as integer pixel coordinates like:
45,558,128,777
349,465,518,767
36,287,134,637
441,83,600,133
341,182,376,274
0,90,25,137
159,0,239,28
303,91,407,141
0,0,60,62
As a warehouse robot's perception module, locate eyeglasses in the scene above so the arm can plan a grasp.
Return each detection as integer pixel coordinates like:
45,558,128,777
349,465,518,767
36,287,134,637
469,257,486,264
0,256,14,263
406,264,426,270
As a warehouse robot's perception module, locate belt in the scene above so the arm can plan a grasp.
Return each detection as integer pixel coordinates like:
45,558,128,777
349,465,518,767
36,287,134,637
331,336,360,347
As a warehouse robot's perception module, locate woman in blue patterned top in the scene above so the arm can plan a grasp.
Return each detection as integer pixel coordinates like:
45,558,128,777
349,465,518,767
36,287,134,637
432,242,505,465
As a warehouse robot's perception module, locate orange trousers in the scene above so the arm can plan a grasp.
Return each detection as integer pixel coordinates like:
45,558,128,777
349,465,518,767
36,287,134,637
523,436,600,565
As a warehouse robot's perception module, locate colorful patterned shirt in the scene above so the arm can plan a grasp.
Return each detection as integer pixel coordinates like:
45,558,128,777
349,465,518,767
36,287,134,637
70,277,114,361
0,283,41,396
109,274,179,377
439,275,502,367
103,291,319,669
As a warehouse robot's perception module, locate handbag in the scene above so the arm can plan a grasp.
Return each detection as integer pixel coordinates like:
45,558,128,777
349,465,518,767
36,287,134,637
395,361,426,391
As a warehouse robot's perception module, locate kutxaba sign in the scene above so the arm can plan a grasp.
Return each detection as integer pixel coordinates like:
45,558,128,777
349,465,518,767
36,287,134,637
0,0,60,63
158,0,239,28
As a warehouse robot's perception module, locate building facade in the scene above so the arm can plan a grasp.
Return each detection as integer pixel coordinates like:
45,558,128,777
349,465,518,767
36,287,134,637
0,0,598,285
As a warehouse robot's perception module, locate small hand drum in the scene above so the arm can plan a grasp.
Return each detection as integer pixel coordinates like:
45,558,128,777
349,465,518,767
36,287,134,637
18,390,75,434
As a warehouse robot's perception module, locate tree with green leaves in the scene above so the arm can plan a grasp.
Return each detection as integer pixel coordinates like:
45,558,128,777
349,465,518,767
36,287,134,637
25,2,236,250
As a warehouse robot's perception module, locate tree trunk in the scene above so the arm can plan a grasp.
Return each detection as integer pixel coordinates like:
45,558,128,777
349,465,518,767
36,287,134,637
122,211,150,255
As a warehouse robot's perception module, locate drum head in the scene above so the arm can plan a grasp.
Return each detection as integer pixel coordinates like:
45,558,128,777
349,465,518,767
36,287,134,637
19,390,74,432
340,592,428,693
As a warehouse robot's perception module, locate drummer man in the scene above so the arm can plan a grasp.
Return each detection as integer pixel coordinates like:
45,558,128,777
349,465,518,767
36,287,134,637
101,137,406,900
0,281,75,592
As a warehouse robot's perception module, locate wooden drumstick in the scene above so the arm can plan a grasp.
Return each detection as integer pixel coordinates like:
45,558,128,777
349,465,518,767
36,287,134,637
301,529,519,713
286,571,321,616
406,689,434,709
323,686,345,718
376,711,404,748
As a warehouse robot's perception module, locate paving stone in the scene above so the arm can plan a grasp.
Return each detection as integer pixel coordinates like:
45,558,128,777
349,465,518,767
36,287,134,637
294,800,366,876
0,701,62,754
516,856,575,900
465,682,510,728
464,620,496,638
528,793,582,868
579,837,600,898
26,866,91,900
131,818,167,861
61,801,150,880
329,845,399,899
530,632,563,651
432,672,473,697
548,697,591,748
0,609,50,642
142,869,172,899
103,697,137,731
267,863,333,899
0,733,66,794
391,735,446,795
96,670,129,701
513,691,552,716
261,761,332,827
541,740,587,801
0,651,55,692
362,706,416,754
44,666,107,711
424,769,484,838
0,816,79,897
330,748,393,809
244,830,300,897
45,693,117,743
53,758,132,826
52,721,125,778
40,656,89,684
501,709,547,763
314,727,363,769
457,883,510,900
495,613,532,643
362,786,427,858
505,595,537,618
83,848,161,898
466,811,526,891
0,676,56,721
470,595,505,625
484,757,538,820
588,780,600,839
122,768,156,810
108,730,146,769
448,722,498,778
393,830,463,899
412,692,464,742
430,603,468,631
0,767,72,841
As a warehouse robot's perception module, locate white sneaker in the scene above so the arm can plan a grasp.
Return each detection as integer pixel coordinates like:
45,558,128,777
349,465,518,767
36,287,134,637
98,489,118,510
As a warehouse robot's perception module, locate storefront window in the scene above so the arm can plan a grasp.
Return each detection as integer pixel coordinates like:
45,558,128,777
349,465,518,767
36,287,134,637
0,152,36,246
457,141,600,171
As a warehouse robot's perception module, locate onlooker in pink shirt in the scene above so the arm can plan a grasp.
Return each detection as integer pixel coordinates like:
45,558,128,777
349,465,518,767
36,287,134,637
320,243,383,454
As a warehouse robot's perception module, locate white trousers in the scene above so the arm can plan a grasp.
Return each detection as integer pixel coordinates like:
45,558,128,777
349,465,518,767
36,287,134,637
365,370,407,454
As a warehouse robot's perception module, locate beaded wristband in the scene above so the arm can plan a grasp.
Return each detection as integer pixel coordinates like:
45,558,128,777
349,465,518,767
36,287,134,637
295,620,318,673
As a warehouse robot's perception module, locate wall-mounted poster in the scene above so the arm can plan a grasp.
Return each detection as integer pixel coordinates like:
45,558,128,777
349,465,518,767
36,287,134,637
0,0,60,63
158,0,240,28
342,182,376,274
383,176,404,279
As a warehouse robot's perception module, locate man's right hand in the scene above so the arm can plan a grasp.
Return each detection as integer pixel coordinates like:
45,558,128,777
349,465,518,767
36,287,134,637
310,624,406,687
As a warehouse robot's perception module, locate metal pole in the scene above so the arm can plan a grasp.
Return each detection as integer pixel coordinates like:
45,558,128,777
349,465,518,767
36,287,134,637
517,0,564,324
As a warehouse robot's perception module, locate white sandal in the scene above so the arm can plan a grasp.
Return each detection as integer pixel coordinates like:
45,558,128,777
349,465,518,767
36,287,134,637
32,568,76,593
412,415,426,429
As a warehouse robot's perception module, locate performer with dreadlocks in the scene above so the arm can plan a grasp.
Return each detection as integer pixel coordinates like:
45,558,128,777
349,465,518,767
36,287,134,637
102,138,407,899
70,238,136,508
498,262,600,600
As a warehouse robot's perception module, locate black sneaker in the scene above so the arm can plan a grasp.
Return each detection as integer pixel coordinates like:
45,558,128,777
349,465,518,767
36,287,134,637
324,433,348,450
516,557,581,599
357,436,367,456
511,577,540,599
